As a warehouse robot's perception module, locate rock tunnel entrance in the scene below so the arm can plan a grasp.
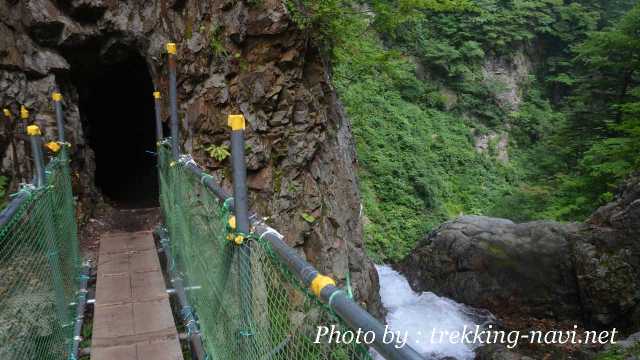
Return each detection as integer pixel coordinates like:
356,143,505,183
77,51,159,208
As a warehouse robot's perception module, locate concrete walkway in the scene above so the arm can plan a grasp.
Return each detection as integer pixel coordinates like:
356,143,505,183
92,231,183,360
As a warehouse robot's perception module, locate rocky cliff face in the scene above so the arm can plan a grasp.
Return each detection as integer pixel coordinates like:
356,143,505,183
399,174,640,331
0,0,381,315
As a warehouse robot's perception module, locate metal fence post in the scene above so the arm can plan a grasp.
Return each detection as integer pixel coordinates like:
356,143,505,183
19,105,33,179
3,108,20,179
27,123,71,332
228,114,253,355
70,262,91,359
153,90,163,143
155,228,206,360
167,43,179,159
52,88,65,144
26,122,46,187
51,89,80,278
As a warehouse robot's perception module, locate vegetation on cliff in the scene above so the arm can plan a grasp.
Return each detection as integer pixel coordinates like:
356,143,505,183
289,0,639,262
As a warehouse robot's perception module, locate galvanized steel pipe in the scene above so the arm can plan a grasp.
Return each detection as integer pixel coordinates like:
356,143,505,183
228,114,254,356
52,88,65,143
153,90,163,143
156,227,207,360
167,43,179,159
71,263,91,358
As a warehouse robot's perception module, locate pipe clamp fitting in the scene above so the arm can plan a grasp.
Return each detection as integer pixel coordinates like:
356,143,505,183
310,274,336,298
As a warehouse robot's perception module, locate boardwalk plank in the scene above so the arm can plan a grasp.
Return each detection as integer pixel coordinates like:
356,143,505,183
92,231,183,360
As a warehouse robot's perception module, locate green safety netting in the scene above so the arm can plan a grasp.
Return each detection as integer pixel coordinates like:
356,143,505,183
158,145,372,360
0,151,80,360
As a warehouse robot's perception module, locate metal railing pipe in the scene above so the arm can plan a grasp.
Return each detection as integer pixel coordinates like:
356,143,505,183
51,89,80,272
153,90,163,143
167,43,179,159
177,153,424,359
0,192,30,229
184,162,230,200
228,114,254,354
252,223,424,359
52,88,65,144
156,227,207,360
25,113,46,187
70,262,91,359
27,123,70,329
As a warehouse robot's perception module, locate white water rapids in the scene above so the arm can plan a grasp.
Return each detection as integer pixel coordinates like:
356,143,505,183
374,265,494,360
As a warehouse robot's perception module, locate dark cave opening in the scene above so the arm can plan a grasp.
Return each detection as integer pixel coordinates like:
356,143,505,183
79,52,159,208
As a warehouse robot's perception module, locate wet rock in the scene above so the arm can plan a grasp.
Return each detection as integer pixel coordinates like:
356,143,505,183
617,331,640,350
24,48,70,76
482,50,532,112
400,175,640,330
186,31,205,54
21,0,68,46
246,1,289,36
69,0,107,22
399,216,584,320
223,1,248,44
572,174,640,329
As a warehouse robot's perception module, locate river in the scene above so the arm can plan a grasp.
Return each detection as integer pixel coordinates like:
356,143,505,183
374,265,494,359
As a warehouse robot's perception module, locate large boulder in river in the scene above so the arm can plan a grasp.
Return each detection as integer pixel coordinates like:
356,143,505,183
399,174,640,330
398,216,585,320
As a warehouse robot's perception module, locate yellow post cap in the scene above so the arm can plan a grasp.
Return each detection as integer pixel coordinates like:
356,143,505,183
45,141,61,153
228,114,245,131
153,91,161,99
228,215,237,229
52,92,63,102
3,108,10,117
166,43,177,55
310,274,336,297
27,125,41,136
20,105,29,120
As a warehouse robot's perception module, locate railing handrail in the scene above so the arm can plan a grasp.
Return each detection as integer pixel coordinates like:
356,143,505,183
167,149,423,360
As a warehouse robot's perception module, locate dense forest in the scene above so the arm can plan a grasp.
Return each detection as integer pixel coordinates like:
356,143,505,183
287,0,640,261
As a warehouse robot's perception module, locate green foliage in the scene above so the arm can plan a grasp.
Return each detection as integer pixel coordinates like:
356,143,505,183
532,4,640,220
333,13,517,261
205,144,231,162
301,212,317,223
595,342,640,360
285,0,470,49
370,0,472,34
208,24,227,57
323,0,640,260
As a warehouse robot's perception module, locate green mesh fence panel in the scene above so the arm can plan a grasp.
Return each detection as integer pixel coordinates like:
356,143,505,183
158,145,372,360
0,150,80,360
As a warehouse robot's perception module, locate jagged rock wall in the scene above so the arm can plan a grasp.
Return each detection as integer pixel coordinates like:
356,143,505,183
0,0,381,315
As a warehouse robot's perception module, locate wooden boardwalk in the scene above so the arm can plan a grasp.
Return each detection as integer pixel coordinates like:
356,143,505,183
92,231,183,360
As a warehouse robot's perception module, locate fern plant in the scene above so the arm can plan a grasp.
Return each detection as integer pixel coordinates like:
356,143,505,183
205,144,231,162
